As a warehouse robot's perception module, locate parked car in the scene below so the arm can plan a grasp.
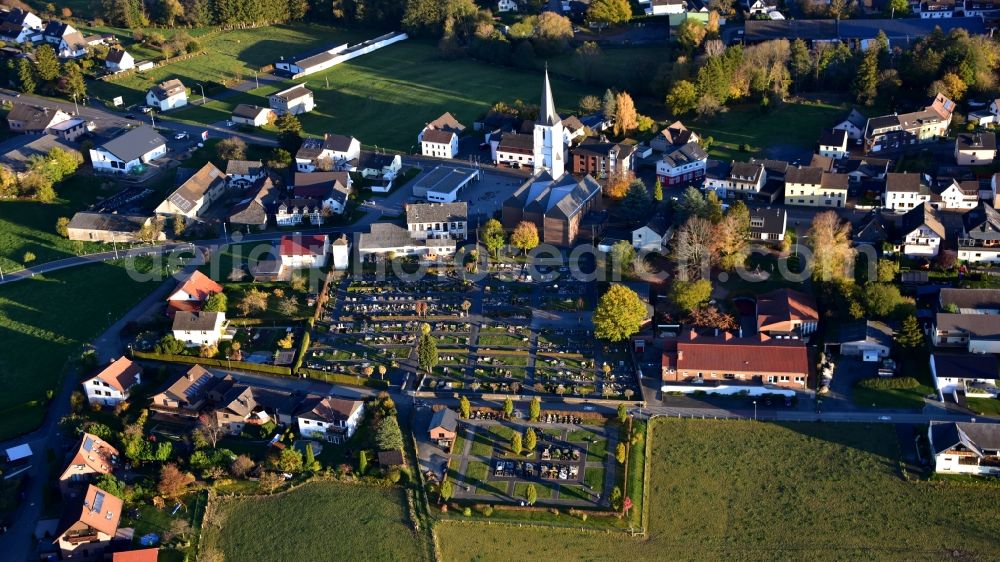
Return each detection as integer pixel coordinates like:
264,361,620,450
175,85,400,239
174,132,189,140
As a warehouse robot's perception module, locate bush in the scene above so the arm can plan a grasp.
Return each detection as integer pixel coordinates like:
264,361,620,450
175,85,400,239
856,377,920,390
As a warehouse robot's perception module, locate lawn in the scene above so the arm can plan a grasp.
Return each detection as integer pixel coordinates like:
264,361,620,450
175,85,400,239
0,175,120,272
201,481,429,561
691,100,847,164
0,257,166,440
966,397,1000,417
437,418,1000,561
109,31,599,151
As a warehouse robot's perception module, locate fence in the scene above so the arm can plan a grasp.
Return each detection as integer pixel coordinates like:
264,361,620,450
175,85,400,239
131,350,292,376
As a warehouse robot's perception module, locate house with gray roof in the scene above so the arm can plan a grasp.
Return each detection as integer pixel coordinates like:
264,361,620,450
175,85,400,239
357,222,458,258
229,177,275,229
930,354,1000,402
89,126,167,175
958,201,1000,264
145,79,187,111
933,312,1000,353
898,202,945,257
6,102,71,134
939,288,1000,314
66,212,163,243
154,162,226,219
406,202,468,240
928,421,1000,476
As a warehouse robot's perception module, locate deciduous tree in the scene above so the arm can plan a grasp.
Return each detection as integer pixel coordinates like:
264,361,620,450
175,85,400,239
593,283,648,342
511,221,539,254
158,463,194,499
480,218,506,258
807,211,855,282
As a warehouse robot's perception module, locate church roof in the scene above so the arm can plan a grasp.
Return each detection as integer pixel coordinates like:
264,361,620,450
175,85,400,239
539,69,561,127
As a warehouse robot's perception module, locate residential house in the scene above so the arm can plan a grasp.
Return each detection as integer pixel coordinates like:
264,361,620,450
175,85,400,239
744,0,779,15
419,113,464,159
331,234,350,270
844,157,891,184
0,9,42,44
725,161,766,200
832,108,867,141
899,202,945,257
226,160,265,188
939,288,1000,314
818,128,849,159
41,21,75,44
749,207,787,242
755,288,818,339
355,151,402,183
958,201,1000,264
650,120,699,153
966,0,1000,16
935,179,979,210
295,395,365,444
54,30,87,58
864,93,955,153
357,222,458,258
955,131,996,166
920,0,956,17
661,330,810,390
208,380,260,434
268,84,314,115
501,172,603,247
0,134,76,177
561,115,588,145
655,141,707,186
53,484,122,559
57,433,118,497
166,270,223,317
82,357,142,407
494,132,535,169
66,213,163,243
928,421,1000,476
49,118,88,141
276,198,326,226
632,215,672,252
280,234,329,269
572,138,636,178
145,79,187,111
498,0,519,11
828,320,893,361
420,128,459,159
229,177,275,229
884,172,933,212
104,48,134,72
171,311,227,346
650,0,687,14
154,162,227,219
150,365,217,418
853,211,891,248
89,126,167,174
703,160,732,194
406,202,468,240
428,408,459,449
295,134,361,172
231,104,275,128
783,166,848,208
933,312,1000,352
7,102,71,134
293,171,352,215
930,354,999,402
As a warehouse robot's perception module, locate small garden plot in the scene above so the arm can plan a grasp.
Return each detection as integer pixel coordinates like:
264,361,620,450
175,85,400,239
476,333,530,347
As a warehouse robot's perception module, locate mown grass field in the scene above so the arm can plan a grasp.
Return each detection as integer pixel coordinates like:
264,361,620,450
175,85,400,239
437,418,1000,561
0,175,119,272
88,24,600,151
0,258,165,439
201,481,430,561
692,100,848,164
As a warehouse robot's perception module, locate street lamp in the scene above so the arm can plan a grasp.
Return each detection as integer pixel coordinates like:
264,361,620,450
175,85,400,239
752,400,757,421
196,83,206,105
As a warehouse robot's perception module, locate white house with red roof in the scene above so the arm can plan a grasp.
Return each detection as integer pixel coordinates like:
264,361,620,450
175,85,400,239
280,234,329,269
58,432,119,497
54,484,123,559
166,270,224,317
82,357,142,407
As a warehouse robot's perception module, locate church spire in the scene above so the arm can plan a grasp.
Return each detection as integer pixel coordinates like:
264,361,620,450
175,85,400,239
540,66,561,127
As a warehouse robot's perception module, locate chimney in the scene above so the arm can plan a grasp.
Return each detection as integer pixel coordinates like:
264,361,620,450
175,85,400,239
677,350,683,361
186,371,194,381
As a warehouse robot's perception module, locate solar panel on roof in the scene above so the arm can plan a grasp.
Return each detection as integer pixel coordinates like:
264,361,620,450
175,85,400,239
184,374,210,398
92,491,105,513
83,436,94,452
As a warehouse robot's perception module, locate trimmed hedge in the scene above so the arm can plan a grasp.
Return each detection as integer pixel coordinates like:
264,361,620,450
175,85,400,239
131,351,292,376
299,368,390,389
856,376,920,390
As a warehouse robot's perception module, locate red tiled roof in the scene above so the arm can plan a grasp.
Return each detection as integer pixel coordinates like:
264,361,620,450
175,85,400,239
113,549,159,562
89,357,141,393
662,330,809,375
756,288,819,332
280,234,328,257
166,300,203,317
60,432,119,480
169,270,222,302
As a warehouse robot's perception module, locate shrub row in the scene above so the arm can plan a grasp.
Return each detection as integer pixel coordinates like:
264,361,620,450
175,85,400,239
131,351,292,376
298,368,390,389
856,376,920,390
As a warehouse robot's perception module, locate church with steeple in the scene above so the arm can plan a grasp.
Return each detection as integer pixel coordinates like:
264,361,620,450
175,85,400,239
501,71,604,247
